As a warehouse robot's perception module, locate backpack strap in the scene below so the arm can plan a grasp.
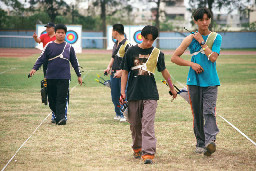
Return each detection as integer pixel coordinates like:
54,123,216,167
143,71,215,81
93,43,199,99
48,42,69,62
131,47,160,74
206,32,217,49
191,32,217,56
117,40,129,58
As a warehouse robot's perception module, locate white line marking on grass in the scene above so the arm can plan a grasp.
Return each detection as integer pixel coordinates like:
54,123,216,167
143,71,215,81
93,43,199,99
218,115,256,146
1,112,51,171
0,68,16,75
1,72,89,171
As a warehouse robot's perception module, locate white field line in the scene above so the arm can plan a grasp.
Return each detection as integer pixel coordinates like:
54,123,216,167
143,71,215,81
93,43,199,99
218,115,256,146
1,72,89,171
0,68,16,75
169,74,256,146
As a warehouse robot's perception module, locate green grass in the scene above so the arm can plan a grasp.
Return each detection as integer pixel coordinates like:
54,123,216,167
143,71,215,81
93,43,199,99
0,52,256,170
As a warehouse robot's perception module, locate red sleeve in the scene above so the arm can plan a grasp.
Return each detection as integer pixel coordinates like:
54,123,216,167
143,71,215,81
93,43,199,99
40,34,45,42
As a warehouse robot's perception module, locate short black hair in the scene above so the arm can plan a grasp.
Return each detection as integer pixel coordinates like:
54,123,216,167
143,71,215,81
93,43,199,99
55,24,67,33
141,25,159,40
113,24,124,35
193,7,212,21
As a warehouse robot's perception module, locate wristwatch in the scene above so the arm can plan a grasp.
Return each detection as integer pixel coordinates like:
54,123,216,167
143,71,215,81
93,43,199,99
200,40,206,46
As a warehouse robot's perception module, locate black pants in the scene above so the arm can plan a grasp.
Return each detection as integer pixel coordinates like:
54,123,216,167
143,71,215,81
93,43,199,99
47,79,69,123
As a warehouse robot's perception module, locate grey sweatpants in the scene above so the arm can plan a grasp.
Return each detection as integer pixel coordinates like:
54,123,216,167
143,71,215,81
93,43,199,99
188,86,219,147
128,100,157,156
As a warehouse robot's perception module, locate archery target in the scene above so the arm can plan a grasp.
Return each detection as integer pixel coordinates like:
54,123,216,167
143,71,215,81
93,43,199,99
133,30,143,44
36,24,82,53
107,25,144,49
65,30,78,44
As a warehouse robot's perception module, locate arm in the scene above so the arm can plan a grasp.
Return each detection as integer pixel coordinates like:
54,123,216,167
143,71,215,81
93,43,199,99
33,32,41,43
120,70,128,104
70,46,82,85
29,46,48,77
161,69,177,99
171,35,204,74
104,58,114,74
193,32,219,63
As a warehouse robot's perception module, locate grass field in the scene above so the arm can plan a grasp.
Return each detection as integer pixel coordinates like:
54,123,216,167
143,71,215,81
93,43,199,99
0,51,256,170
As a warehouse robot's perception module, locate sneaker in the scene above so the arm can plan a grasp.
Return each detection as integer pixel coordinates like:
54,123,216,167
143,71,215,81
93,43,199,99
144,159,153,164
114,116,121,120
133,149,142,159
204,142,216,156
57,118,66,125
195,147,206,154
142,154,154,164
120,117,126,122
51,119,56,124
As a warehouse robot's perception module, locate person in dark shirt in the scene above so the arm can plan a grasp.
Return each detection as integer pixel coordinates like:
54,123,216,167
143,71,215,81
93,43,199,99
33,22,68,123
120,25,177,164
104,24,131,122
29,24,82,125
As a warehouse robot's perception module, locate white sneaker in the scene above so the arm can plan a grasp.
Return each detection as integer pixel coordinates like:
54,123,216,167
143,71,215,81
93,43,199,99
114,116,121,120
120,117,126,122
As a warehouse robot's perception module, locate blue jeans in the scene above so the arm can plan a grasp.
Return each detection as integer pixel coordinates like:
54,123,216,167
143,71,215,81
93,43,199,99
110,72,124,117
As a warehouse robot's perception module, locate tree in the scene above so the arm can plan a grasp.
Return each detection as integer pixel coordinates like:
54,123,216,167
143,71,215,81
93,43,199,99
188,0,251,30
29,0,70,23
89,0,128,48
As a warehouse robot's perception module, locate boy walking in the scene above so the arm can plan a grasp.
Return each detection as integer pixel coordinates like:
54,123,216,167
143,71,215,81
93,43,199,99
104,24,131,122
30,24,82,125
120,25,177,164
171,7,222,156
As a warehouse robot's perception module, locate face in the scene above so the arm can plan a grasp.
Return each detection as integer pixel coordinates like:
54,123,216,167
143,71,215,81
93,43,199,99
194,13,211,31
141,34,154,49
55,29,66,41
112,29,117,39
46,26,55,34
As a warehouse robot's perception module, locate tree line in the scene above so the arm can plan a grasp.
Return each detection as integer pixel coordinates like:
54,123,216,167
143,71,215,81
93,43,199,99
0,0,255,32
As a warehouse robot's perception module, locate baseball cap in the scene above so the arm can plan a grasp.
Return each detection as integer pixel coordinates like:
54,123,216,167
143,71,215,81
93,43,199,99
44,22,55,27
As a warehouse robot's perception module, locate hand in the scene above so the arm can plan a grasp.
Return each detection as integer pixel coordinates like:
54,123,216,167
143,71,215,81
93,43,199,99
33,32,37,39
193,32,204,44
104,67,111,75
114,70,122,78
191,63,204,74
29,69,36,77
170,88,177,98
78,77,83,85
119,93,126,105
169,88,177,102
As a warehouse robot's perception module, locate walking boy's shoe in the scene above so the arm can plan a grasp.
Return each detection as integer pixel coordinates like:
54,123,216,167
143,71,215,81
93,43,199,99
142,154,154,164
195,147,206,154
57,118,66,125
114,116,121,120
133,148,142,159
120,117,126,122
204,142,216,156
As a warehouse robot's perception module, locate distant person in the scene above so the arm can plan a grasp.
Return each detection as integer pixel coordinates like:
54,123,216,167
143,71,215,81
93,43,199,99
171,7,222,156
33,22,68,123
29,24,82,125
33,22,56,49
120,25,177,164
104,24,131,122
